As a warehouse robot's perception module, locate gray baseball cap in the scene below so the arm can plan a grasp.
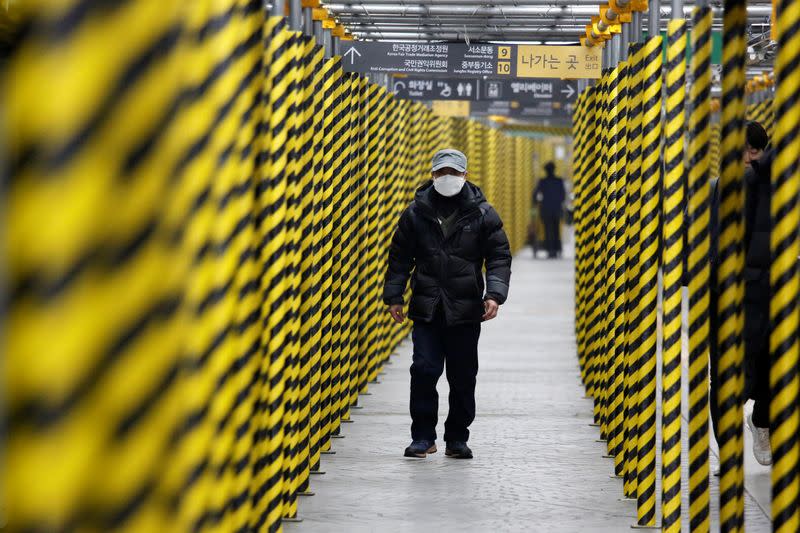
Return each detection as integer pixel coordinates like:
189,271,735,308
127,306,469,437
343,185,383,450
431,148,467,173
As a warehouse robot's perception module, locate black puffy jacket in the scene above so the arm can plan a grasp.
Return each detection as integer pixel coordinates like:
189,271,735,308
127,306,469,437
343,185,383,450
383,181,512,325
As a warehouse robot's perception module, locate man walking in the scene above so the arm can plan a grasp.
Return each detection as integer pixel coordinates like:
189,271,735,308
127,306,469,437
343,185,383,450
533,161,567,258
709,121,773,470
383,148,512,460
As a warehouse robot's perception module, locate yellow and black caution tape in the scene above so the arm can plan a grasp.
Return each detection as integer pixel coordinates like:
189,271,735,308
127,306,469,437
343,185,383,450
579,85,600,417
576,88,602,407
590,72,610,439
5,2,541,529
747,98,776,136
661,18,687,533
769,0,800,529
622,41,644,501
609,60,631,479
687,5,713,531
573,91,592,387
635,33,664,528
588,75,610,428
718,0,748,528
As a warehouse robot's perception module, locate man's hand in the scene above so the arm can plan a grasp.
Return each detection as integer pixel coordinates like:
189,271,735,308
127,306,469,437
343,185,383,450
389,304,406,324
482,298,499,322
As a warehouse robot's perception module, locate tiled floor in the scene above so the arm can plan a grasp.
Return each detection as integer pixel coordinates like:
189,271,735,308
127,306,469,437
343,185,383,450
290,242,772,532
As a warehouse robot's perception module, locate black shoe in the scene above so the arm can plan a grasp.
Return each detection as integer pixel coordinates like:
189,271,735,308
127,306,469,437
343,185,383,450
404,440,437,458
445,441,473,459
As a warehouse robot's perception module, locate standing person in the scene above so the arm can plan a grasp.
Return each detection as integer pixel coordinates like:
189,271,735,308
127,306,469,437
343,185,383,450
533,161,567,258
383,148,512,460
709,121,772,470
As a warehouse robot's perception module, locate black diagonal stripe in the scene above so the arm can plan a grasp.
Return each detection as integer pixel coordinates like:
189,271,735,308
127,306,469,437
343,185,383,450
29,26,183,173
10,295,180,429
12,217,157,303
114,360,181,438
169,30,264,175
193,212,254,266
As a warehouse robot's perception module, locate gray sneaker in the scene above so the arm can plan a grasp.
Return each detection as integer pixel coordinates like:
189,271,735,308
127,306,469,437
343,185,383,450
747,413,772,466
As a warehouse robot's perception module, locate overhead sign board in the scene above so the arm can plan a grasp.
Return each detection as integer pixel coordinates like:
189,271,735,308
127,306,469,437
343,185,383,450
516,45,601,79
341,42,601,79
481,79,577,103
392,77,578,119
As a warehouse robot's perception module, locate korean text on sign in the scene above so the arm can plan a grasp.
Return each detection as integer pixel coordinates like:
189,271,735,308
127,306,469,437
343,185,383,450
515,45,601,79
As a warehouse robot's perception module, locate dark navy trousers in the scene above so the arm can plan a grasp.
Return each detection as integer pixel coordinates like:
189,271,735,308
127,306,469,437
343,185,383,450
410,317,481,443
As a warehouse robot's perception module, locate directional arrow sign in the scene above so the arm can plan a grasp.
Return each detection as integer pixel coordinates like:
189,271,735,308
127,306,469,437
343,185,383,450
481,79,578,105
340,42,601,79
393,77,479,101
393,77,577,115
343,46,362,65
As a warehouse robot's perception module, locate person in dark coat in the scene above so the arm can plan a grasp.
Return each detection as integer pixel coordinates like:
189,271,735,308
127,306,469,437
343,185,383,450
533,161,567,258
709,121,772,469
383,148,512,460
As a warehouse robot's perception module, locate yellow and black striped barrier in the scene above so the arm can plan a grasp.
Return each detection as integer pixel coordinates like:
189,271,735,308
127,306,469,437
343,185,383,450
610,57,630,480
571,4,799,533
588,74,609,428
573,91,592,387
572,36,667,528
661,17,687,533
4,2,540,531
687,5,713,531
747,98,776,136
635,33,665,528
622,42,644,501
718,0,748,528
769,0,800,529
600,64,622,460
576,88,602,407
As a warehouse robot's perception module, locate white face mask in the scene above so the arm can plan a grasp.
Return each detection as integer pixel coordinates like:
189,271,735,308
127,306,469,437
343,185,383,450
433,174,466,197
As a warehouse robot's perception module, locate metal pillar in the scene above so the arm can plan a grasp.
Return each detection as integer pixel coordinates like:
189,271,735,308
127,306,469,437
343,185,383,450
632,11,642,43
611,34,620,67
323,29,333,58
333,36,341,56
314,20,324,46
272,0,286,17
303,7,314,34
621,24,630,62
648,0,661,38
289,0,303,30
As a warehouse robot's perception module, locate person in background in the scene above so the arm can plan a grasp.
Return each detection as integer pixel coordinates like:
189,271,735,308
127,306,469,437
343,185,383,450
383,148,512,460
533,161,567,259
709,121,772,472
